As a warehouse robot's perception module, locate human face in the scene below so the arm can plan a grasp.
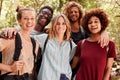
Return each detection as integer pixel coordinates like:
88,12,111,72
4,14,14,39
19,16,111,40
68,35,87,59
19,10,36,32
88,16,101,34
68,6,80,22
55,17,67,35
37,8,52,27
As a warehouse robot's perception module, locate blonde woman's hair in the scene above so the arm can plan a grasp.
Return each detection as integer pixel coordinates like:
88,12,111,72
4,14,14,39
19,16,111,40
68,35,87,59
48,14,71,40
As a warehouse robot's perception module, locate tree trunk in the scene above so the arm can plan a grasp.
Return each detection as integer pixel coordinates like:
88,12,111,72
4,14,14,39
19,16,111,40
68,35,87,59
0,0,3,15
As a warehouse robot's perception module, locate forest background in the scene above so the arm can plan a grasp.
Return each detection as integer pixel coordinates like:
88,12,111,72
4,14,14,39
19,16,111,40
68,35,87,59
0,0,120,79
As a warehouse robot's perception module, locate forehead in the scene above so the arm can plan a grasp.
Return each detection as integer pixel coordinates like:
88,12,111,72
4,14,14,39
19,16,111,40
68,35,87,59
41,8,52,14
89,16,99,21
57,16,64,21
22,10,35,16
69,6,79,12
22,10,36,17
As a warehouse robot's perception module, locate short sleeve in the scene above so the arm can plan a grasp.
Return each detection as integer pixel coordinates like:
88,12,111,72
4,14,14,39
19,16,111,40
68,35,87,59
31,33,48,50
107,41,116,59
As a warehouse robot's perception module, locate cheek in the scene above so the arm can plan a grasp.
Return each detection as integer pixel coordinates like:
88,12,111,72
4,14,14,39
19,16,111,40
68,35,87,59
64,26,67,31
33,20,36,25
19,21,24,26
99,24,102,30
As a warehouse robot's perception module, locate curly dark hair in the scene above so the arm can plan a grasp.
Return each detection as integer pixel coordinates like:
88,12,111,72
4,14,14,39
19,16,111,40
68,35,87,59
62,1,83,24
82,8,110,34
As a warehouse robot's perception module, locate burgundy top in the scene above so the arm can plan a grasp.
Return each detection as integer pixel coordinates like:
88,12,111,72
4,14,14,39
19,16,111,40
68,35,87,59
75,40,116,80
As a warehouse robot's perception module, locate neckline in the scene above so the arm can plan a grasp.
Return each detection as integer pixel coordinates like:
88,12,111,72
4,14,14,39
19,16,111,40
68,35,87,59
85,39,98,43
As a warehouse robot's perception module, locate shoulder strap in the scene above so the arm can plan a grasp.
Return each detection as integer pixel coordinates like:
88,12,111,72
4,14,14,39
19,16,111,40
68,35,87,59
2,33,22,75
69,40,72,57
31,38,36,61
13,33,22,61
42,35,49,55
80,39,85,50
81,39,85,47
80,26,85,38
70,40,72,50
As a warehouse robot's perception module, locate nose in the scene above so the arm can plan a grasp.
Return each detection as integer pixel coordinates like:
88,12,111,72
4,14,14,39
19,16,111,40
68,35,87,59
71,12,75,15
91,22,95,26
44,14,49,18
27,19,32,23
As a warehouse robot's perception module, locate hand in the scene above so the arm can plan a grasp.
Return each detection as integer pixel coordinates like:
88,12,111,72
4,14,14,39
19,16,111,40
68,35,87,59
0,27,17,39
98,31,109,48
10,60,24,73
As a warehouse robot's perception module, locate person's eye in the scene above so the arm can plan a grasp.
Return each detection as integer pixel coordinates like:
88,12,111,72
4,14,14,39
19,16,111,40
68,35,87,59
95,20,99,23
75,11,79,13
31,18,35,20
57,22,60,25
48,14,52,18
62,22,66,25
24,18,28,20
88,21,92,24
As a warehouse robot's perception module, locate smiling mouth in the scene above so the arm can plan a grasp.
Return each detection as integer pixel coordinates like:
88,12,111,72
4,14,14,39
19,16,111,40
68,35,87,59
26,25,33,27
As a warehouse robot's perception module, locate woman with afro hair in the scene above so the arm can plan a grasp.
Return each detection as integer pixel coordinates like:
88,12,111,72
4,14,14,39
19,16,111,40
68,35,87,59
71,8,116,80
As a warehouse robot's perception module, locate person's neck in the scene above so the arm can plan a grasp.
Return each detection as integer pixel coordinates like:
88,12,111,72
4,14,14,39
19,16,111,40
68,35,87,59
20,30,31,42
70,21,80,32
56,34,64,45
34,24,44,32
87,34,101,42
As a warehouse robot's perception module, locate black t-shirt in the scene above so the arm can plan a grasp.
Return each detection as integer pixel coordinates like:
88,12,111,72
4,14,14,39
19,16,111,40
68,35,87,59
71,28,89,44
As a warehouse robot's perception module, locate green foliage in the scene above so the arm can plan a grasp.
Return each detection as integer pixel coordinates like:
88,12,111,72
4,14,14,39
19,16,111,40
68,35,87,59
0,0,120,54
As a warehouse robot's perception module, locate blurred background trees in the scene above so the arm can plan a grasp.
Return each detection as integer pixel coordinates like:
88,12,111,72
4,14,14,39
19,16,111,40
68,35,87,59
0,0,120,54
0,0,120,79
0,0,120,51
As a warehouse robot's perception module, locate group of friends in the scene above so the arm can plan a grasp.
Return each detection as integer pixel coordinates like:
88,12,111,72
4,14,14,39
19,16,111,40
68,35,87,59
0,1,116,80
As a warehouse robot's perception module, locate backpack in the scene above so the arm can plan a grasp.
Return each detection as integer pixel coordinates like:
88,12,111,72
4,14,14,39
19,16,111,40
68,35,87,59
0,33,37,80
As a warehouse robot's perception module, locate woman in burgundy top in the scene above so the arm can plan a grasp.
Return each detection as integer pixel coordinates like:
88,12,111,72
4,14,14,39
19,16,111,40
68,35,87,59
71,8,116,80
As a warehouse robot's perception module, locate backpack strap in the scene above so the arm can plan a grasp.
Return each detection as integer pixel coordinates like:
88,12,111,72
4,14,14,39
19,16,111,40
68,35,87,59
31,38,39,80
81,39,85,48
70,40,72,50
42,35,49,55
13,33,22,61
34,35,49,75
1,33,22,76
80,26,85,39
69,40,73,61
31,38,36,62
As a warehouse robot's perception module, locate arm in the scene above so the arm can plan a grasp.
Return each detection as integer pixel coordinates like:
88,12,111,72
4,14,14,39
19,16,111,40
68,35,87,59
0,39,8,51
0,27,18,39
103,58,114,80
0,63,12,72
71,56,79,69
98,31,109,48
0,60,24,74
